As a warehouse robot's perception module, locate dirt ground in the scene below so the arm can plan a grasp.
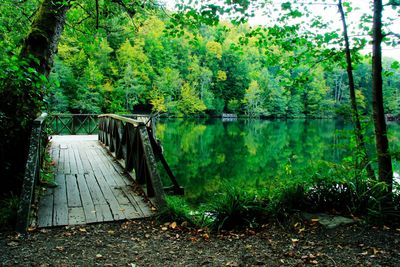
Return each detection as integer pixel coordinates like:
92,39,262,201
1,218,400,267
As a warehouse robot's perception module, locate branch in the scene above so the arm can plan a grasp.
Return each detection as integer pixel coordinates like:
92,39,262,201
385,32,400,39
111,0,136,18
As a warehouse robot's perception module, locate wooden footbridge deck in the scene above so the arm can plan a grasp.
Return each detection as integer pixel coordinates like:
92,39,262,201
37,135,153,227
16,114,183,233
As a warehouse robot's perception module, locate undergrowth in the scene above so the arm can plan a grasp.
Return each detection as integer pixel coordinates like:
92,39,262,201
158,160,400,231
0,194,19,229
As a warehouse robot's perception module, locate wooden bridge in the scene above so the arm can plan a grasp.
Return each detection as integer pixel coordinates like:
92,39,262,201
16,114,183,232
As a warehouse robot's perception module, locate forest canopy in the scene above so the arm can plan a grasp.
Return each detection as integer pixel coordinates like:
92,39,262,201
32,1,400,118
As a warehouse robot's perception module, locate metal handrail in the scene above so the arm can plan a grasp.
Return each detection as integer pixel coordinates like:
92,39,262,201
16,113,48,233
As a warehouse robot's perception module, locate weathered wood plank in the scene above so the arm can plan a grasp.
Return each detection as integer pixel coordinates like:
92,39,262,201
68,207,86,225
65,174,82,207
93,146,128,187
53,173,68,226
76,174,97,223
84,173,114,222
94,204,114,222
72,143,85,174
76,142,93,175
37,188,54,227
120,186,151,218
67,143,78,174
39,135,153,228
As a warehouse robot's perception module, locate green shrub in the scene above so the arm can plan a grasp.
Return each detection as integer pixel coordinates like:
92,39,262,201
206,186,268,231
0,195,19,228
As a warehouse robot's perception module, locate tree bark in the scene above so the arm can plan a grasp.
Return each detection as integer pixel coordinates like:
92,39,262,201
20,0,70,77
337,0,375,180
0,0,70,195
372,0,393,195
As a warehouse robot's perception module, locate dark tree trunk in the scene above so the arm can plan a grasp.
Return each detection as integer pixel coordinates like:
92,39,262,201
337,0,375,180
20,0,70,77
372,0,393,196
0,0,69,195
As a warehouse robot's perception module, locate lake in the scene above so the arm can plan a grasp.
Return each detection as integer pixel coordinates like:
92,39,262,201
156,118,400,206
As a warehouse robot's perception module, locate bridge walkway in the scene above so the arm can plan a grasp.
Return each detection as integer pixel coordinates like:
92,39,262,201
37,135,154,228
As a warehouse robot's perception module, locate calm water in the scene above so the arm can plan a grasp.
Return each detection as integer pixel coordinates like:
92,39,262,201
156,119,400,206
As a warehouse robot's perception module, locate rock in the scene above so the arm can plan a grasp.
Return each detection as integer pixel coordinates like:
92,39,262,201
302,213,355,229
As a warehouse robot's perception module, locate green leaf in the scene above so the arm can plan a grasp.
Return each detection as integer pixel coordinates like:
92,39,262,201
390,61,399,70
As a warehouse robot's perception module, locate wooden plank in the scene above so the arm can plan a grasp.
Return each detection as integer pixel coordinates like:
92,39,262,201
65,174,82,207
76,174,98,223
72,143,86,174
68,207,86,225
68,143,79,175
57,143,65,173
37,188,54,227
84,173,113,222
84,147,126,220
121,186,153,217
93,146,127,187
92,171,126,220
120,187,146,218
94,204,114,222
76,142,93,175
53,173,68,226
62,144,70,174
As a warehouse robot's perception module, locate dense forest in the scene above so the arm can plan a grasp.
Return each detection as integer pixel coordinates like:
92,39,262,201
2,1,398,118
46,8,399,118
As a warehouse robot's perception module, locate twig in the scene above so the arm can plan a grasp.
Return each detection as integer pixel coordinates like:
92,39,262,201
323,253,337,267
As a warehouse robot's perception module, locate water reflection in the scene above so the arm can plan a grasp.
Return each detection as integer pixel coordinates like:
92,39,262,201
156,119,400,206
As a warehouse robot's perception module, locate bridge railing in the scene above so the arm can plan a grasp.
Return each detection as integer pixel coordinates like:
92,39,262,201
98,114,183,208
47,114,99,135
16,113,48,233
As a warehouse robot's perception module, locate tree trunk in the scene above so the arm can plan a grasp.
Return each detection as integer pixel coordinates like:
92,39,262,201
20,0,70,77
337,0,375,181
0,0,69,195
372,0,393,196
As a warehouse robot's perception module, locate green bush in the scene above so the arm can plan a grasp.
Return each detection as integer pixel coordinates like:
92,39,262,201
0,195,19,228
206,186,268,231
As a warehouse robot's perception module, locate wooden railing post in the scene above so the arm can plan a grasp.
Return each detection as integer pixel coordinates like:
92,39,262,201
98,114,180,208
16,113,48,234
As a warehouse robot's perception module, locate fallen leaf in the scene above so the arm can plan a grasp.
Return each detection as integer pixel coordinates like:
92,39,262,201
55,246,64,252
151,207,157,211
291,238,299,243
310,260,318,265
79,228,87,233
360,251,368,256
95,254,103,259
311,218,319,222
161,227,168,231
203,233,209,239
108,230,115,235
169,222,177,229
383,225,390,230
225,262,238,266
7,241,19,247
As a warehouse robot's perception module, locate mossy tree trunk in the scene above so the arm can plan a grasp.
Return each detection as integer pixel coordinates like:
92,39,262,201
372,0,393,202
0,0,70,195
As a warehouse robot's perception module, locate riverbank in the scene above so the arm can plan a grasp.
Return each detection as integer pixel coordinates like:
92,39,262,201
1,218,399,266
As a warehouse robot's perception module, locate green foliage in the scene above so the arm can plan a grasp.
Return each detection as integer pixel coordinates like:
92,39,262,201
0,195,19,228
206,185,268,231
158,196,209,227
